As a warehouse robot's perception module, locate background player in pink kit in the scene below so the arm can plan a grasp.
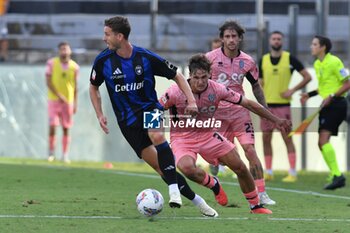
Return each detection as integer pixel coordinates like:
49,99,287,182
159,54,291,214
46,41,79,163
206,20,275,205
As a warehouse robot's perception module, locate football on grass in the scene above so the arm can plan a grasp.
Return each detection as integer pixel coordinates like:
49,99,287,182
136,189,164,217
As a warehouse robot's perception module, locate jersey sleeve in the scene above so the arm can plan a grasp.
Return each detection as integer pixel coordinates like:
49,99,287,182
159,85,177,109
146,50,178,79
334,58,350,82
246,62,259,85
90,59,105,86
218,85,242,104
290,55,305,72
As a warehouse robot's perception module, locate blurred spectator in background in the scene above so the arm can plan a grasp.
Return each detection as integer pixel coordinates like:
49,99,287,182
0,0,9,62
46,42,79,164
210,37,222,50
259,31,311,183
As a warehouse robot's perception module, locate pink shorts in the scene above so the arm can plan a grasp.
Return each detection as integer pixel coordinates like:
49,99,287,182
215,106,255,145
48,100,74,128
171,132,235,166
260,106,291,132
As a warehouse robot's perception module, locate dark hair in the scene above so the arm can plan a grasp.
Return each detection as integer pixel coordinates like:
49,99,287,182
188,53,212,74
219,20,245,39
58,41,70,49
104,16,131,40
314,35,332,54
270,30,284,37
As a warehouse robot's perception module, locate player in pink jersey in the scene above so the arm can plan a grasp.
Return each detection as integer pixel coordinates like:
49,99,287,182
159,54,291,214
206,20,275,205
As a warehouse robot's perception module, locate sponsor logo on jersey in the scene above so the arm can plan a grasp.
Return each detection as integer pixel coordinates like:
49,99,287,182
115,81,144,92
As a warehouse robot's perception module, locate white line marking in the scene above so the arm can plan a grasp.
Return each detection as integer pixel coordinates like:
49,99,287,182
0,215,349,222
101,170,350,200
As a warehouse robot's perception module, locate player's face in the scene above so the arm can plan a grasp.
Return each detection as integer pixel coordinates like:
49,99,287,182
190,69,210,94
310,38,323,56
103,26,122,50
269,33,283,51
222,29,240,52
58,44,71,60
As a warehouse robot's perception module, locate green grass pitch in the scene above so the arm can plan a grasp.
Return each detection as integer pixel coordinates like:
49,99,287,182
0,158,349,233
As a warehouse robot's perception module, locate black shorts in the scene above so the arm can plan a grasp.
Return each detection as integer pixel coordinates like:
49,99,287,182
119,121,152,159
319,97,347,135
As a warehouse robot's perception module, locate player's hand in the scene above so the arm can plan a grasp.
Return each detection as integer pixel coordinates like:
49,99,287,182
98,115,109,134
281,89,293,99
184,101,198,118
276,118,292,133
320,96,332,108
58,94,68,104
300,93,309,105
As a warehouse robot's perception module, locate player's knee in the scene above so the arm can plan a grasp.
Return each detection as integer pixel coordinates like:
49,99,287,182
232,162,249,176
148,131,166,144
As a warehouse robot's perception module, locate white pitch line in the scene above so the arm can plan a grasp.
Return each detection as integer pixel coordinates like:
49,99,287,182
102,170,350,200
0,215,349,223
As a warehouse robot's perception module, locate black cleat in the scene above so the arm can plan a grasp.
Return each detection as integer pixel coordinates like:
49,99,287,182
324,174,346,190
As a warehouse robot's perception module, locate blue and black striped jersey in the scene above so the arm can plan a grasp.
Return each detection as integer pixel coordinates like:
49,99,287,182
90,45,178,127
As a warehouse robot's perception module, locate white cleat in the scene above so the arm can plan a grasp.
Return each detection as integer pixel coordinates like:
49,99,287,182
197,200,218,217
259,192,276,205
48,155,55,162
169,190,182,208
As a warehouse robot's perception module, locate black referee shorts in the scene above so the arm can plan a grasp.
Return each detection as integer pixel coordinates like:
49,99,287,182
319,97,347,136
119,121,153,159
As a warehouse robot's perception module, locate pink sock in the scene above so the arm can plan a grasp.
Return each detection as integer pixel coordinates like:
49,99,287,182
255,179,265,193
49,135,56,154
201,172,215,188
244,189,259,206
288,152,296,170
62,135,71,157
265,155,272,170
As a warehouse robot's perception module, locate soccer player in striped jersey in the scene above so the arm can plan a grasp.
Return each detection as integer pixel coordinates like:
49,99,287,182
206,20,275,205
89,16,219,216
301,35,349,190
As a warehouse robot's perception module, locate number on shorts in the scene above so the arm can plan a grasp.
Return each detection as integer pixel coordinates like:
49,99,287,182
245,122,254,133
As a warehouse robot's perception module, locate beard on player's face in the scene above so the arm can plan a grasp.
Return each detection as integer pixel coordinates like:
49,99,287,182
271,45,282,51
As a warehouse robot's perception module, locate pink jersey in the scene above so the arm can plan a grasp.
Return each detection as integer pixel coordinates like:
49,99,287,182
206,48,259,95
159,80,241,139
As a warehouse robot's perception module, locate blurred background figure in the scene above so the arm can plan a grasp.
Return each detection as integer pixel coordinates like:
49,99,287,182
0,0,9,62
259,31,311,182
46,41,79,164
210,37,222,50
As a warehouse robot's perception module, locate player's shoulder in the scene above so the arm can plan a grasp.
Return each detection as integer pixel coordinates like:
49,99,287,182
133,45,161,59
93,48,114,65
208,79,225,90
327,53,342,64
239,50,255,61
206,48,221,60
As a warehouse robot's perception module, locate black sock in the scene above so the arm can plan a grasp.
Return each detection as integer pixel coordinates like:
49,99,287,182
155,142,177,185
210,177,220,195
162,172,196,200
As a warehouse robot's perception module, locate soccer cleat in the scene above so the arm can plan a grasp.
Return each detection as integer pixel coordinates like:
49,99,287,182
250,204,273,214
282,174,297,183
264,173,274,181
197,200,219,217
259,192,276,205
48,155,55,162
324,174,346,190
213,177,228,206
63,158,71,164
169,190,182,208
209,164,219,176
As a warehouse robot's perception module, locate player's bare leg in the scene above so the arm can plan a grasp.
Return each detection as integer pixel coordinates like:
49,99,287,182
219,149,272,214
241,144,276,205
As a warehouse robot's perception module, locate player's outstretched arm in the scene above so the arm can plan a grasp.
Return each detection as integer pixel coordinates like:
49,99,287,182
239,96,291,133
89,84,109,134
173,73,198,117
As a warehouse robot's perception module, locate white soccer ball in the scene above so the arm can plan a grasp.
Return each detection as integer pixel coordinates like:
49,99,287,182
136,189,164,217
